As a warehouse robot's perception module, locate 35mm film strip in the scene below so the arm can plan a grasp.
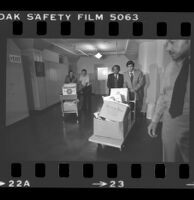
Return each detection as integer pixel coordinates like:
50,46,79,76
0,11,194,188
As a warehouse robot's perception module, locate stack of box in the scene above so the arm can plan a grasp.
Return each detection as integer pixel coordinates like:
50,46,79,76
93,88,133,141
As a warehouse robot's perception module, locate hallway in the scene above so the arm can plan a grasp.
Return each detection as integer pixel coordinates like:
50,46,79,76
0,95,162,162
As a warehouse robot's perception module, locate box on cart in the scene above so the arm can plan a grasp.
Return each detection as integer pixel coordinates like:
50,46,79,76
62,83,77,100
93,108,131,140
99,98,129,122
110,88,129,103
90,89,135,148
93,96,132,140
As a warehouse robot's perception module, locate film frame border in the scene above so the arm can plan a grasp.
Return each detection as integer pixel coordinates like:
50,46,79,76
0,11,193,188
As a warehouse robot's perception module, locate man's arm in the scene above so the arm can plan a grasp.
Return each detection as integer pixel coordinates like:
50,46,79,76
120,74,124,87
107,74,111,89
152,89,167,123
74,76,77,83
86,75,90,86
152,69,168,123
133,71,145,92
123,73,128,88
148,86,167,137
148,70,168,137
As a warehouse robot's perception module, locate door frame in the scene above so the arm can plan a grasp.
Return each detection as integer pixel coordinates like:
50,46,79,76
93,64,108,95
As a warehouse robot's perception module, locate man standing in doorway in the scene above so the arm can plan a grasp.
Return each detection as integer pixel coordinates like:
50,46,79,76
123,60,145,117
148,40,190,162
107,65,124,95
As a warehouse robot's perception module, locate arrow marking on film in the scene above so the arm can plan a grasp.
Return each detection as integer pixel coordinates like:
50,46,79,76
92,181,107,187
0,181,6,187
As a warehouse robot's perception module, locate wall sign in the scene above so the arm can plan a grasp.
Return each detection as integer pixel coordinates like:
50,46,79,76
9,54,22,63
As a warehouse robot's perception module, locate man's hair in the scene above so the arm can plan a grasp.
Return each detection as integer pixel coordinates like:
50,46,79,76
82,69,87,73
112,65,120,71
126,60,135,67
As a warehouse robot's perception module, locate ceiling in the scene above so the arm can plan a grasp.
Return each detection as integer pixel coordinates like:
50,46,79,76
43,39,139,57
14,38,140,58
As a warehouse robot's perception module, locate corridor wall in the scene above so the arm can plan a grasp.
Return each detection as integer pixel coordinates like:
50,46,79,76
6,39,29,126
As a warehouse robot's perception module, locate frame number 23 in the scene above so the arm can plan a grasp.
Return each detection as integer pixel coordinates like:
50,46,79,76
110,180,124,188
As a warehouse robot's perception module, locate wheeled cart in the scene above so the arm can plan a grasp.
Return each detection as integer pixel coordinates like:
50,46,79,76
60,83,79,123
89,90,136,151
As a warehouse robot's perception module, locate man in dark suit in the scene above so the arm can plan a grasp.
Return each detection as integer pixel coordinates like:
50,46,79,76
107,65,124,94
123,60,145,116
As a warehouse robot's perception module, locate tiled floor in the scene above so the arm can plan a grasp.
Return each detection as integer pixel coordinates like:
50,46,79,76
0,95,162,162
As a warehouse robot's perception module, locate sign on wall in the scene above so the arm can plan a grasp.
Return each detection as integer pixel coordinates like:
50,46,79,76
9,54,22,63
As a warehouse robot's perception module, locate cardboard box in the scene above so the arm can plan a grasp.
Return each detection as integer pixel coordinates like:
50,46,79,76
99,100,129,122
62,83,77,100
110,88,129,102
93,109,132,140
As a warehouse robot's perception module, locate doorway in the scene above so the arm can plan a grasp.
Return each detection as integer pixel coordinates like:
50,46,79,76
93,64,108,95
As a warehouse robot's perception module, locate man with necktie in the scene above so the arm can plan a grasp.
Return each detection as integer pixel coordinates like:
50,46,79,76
123,60,145,116
148,40,190,162
107,65,124,95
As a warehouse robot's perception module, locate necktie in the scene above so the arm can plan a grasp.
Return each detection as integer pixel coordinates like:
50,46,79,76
130,72,134,83
169,57,189,118
114,74,118,88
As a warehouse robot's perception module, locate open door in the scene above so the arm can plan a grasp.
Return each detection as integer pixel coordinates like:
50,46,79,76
93,64,108,95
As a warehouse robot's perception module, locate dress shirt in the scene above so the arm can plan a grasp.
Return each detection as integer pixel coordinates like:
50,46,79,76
79,74,90,87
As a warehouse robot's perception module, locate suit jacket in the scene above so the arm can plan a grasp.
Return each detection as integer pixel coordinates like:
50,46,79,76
64,75,77,83
107,73,124,90
123,69,144,100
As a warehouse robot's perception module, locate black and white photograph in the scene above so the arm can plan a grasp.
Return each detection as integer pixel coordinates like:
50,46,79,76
0,39,190,163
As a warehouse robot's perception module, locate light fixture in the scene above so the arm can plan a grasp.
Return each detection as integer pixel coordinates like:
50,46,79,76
94,52,102,59
97,43,109,50
75,43,96,52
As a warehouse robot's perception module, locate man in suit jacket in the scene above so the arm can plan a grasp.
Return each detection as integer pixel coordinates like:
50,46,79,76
107,65,124,94
123,60,145,115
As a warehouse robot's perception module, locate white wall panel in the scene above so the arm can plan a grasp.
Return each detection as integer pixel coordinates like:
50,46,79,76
43,49,59,63
44,62,69,107
6,39,29,126
138,40,171,118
